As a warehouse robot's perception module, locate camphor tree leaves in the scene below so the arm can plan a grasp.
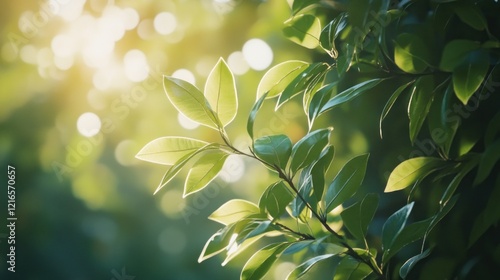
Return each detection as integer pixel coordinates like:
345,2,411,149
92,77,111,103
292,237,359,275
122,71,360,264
136,0,500,279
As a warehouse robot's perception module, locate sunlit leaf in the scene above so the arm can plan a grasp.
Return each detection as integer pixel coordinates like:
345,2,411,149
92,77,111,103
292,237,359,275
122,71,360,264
291,0,321,15
319,79,384,115
283,14,322,49
198,225,235,263
254,135,292,170
184,150,229,197
394,33,430,74
453,49,489,105
290,128,332,173
287,254,338,280
204,58,238,127
382,202,414,255
247,92,268,139
385,157,444,192
136,137,208,165
408,76,436,143
241,242,290,280
325,154,369,213
282,240,315,255
164,76,220,129
400,248,432,279
333,255,373,280
256,60,309,99
320,13,348,58
261,181,294,219
380,80,415,138
209,199,261,226
439,40,480,72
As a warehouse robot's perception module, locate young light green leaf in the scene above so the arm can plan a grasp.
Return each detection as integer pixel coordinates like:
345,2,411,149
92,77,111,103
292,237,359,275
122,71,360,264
209,199,261,226
256,60,309,99
283,14,321,49
153,143,221,195
380,80,415,138
291,0,321,15
311,145,335,201
319,79,384,115
325,154,370,213
164,76,220,129
262,181,294,219
308,82,337,128
400,248,432,279
241,242,290,280
439,40,480,72
184,150,229,197
333,256,373,280
254,135,292,170
290,128,332,173
382,202,414,253
408,76,436,143
341,193,379,243
394,33,431,74
319,13,348,58
247,92,268,139
136,137,208,165
453,49,489,105
287,254,338,280
204,58,238,127
385,157,444,192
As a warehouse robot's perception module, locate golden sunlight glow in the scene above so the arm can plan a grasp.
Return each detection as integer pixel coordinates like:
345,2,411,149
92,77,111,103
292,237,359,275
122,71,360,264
242,38,273,71
114,140,140,166
227,51,249,75
77,112,101,137
123,49,149,82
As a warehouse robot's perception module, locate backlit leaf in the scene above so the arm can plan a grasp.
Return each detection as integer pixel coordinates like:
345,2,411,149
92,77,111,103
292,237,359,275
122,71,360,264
247,92,268,139
453,49,489,105
136,137,208,165
184,150,229,197
241,242,290,280
209,199,260,226
394,33,431,74
385,157,444,192
287,254,338,280
283,14,321,49
256,60,309,99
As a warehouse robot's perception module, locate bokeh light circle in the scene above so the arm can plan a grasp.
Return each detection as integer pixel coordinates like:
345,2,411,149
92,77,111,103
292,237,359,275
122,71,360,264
242,38,273,71
77,112,101,137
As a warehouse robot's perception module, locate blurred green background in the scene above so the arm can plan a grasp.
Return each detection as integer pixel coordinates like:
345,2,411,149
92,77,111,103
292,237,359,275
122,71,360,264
0,0,321,279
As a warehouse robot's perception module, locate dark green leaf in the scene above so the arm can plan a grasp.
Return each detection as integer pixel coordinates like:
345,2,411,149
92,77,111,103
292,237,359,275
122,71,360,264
400,248,432,279
452,2,487,31
241,242,290,280
163,76,220,129
333,256,373,280
408,76,436,143
385,157,445,192
256,60,309,99
319,79,384,115
341,194,379,242
287,254,338,280
469,177,500,247
254,134,292,170
337,43,355,76
453,49,489,105
308,82,337,128
184,150,229,197
325,154,370,213
320,13,348,58
441,157,479,205
247,92,268,139
380,80,415,138
290,128,332,173
311,145,335,201
382,202,414,253
263,181,294,219
394,33,431,74
283,14,322,49
475,139,500,185
439,40,480,72
282,240,315,255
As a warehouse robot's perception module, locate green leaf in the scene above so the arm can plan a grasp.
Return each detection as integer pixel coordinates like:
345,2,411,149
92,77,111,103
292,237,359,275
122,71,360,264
408,76,436,143
320,13,348,58
256,60,309,99
311,145,335,201
453,49,489,105
163,76,220,129
209,199,261,226
383,217,432,264
319,79,384,115
278,63,329,110
333,256,373,280
308,82,337,128
287,254,338,280
341,193,379,243
291,0,321,15
382,202,414,254
184,150,229,197
261,181,294,219
439,40,480,72
394,33,431,74
247,92,268,139
400,248,432,279
283,14,322,49
336,43,355,76
475,139,500,185
385,157,445,192
204,58,238,127
325,154,369,213
136,137,208,165
441,157,479,206
379,80,415,138
153,143,221,195
452,2,487,31
241,242,290,280
282,240,315,255
254,135,292,170
198,225,235,262
290,128,332,173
